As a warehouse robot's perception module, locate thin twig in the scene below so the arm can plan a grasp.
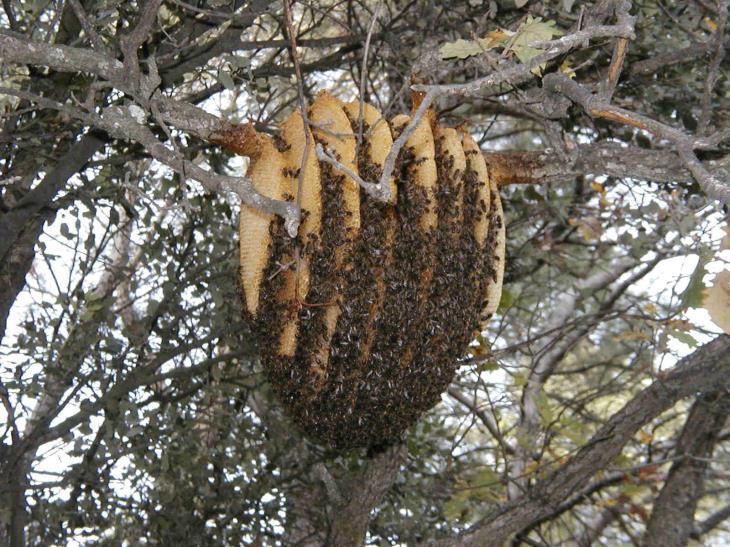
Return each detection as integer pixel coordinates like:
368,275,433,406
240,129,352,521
697,0,727,135
375,90,436,199
67,0,107,53
282,0,309,286
2,0,19,31
543,72,730,205
447,386,515,455
357,1,382,146
315,142,383,199
0,380,19,444
601,37,629,100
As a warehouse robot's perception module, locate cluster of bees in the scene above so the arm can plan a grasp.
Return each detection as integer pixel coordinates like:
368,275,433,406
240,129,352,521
214,92,505,449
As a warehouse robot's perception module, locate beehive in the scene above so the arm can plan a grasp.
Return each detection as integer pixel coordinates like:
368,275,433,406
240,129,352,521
213,92,505,449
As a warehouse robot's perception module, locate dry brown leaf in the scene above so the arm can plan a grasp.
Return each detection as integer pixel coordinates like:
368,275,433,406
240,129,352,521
704,269,730,335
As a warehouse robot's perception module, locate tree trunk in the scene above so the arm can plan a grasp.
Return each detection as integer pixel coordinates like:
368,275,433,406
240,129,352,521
0,449,28,547
643,392,730,547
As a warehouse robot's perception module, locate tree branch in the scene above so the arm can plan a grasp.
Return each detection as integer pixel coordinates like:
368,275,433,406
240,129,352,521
543,72,730,204
643,392,730,547
692,503,730,540
448,386,515,455
483,143,730,188
0,30,301,234
426,335,730,547
508,256,638,499
330,443,407,547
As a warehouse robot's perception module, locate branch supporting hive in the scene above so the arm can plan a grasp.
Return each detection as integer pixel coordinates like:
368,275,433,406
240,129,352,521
219,92,506,449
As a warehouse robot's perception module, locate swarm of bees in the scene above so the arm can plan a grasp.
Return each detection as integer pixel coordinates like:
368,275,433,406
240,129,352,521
213,91,505,449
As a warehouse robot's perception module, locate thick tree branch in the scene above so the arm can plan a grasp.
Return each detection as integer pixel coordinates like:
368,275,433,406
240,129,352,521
0,31,301,233
643,392,730,547
329,444,407,547
692,503,730,540
0,131,107,342
426,335,730,547
483,143,730,187
543,72,730,204
0,29,126,81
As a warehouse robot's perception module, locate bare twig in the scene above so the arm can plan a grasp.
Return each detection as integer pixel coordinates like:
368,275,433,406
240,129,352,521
356,1,383,145
67,0,107,53
120,0,163,88
697,0,727,134
375,90,436,199
543,72,730,204
282,0,308,235
0,380,19,444
315,142,384,199
447,386,515,455
2,0,19,31
601,37,629,100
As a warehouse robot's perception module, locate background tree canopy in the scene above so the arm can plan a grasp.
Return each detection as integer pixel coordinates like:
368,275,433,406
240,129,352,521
1,0,729,545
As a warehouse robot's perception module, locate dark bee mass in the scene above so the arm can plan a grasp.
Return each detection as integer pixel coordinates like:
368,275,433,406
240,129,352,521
240,95,505,449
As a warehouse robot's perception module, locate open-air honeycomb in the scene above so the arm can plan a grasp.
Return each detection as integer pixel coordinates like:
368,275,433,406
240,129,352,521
214,91,505,449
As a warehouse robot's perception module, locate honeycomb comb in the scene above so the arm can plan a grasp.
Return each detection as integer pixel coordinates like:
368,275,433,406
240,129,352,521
220,93,505,449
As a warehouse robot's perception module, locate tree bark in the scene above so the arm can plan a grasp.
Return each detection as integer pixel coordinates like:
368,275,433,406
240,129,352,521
0,447,28,547
329,444,406,547
0,132,106,343
643,392,730,547
424,335,730,547
484,143,729,188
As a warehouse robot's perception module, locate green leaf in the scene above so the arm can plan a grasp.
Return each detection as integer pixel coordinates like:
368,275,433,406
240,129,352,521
85,290,105,302
474,466,499,483
79,308,96,321
217,69,235,91
507,16,563,74
440,30,512,60
620,483,644,497
87,301,106,312
666,328,698,347
535,392,554,426
443,490,470,521
559,415,588,446
226,55,250,69
477,360,500,372
681,256,707,309
59,222,72,239
440,38,490,60
513,371,527,386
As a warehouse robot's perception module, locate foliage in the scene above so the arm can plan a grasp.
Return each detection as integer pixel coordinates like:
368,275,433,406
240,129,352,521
0,0,729,546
